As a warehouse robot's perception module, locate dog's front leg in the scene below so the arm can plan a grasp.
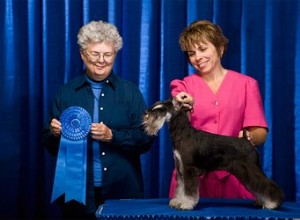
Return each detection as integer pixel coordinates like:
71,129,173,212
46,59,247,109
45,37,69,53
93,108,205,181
169,151,199,210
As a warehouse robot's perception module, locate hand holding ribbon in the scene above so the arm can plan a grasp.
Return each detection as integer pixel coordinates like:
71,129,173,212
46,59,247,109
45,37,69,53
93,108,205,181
90,122,113,143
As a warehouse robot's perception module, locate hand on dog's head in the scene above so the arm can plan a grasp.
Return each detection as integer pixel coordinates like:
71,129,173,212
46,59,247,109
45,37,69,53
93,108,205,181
172,98,193,113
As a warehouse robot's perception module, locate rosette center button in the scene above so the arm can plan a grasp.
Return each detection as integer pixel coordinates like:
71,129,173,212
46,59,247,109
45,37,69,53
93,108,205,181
71,119,81,128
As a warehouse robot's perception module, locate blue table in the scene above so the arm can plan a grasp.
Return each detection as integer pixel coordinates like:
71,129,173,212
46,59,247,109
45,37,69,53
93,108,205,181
96,198,300,220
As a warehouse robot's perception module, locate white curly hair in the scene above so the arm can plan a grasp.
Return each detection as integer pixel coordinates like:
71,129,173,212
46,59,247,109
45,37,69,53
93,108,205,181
77,20,123,52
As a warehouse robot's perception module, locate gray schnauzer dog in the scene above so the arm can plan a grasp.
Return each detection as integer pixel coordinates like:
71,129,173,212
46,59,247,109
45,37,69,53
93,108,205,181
143,98,284,210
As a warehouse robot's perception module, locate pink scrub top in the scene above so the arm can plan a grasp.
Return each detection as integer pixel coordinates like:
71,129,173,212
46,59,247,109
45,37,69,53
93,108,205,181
169,70,268,199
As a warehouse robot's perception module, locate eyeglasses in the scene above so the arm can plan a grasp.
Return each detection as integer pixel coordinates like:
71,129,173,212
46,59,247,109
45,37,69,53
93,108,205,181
83,50,116,63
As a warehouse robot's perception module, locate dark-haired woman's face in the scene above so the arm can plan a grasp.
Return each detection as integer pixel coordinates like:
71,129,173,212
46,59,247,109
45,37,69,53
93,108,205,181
186,40,221,74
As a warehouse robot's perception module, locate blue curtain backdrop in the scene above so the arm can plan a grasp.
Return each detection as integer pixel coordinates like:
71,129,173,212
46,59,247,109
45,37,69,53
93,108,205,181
0,0,300,218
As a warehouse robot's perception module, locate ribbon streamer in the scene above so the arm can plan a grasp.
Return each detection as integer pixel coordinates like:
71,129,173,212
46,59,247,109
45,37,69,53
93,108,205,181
51,106,91,205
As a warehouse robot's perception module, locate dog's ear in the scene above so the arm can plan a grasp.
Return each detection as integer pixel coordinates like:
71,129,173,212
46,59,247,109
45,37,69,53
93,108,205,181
172,98,182,111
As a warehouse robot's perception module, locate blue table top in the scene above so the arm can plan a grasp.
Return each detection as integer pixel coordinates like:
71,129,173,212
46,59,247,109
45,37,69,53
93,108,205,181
96,198,300,220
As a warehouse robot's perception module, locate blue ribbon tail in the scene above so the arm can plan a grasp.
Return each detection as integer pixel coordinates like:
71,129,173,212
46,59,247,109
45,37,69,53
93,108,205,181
51,140,67,203
51,137,87,205
65,138,87,204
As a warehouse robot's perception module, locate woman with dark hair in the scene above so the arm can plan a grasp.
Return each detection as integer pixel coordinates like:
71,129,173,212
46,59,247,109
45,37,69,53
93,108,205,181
169,20,268,200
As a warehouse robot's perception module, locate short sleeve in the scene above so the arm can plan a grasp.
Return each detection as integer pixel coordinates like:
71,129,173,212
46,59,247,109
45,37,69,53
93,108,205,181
243,79,268,129
170,79,188,97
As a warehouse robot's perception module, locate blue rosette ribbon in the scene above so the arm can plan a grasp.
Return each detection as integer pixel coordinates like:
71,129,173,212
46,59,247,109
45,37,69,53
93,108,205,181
51,106,91,205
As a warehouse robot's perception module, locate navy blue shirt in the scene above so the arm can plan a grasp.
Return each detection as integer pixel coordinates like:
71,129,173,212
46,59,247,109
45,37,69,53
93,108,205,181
42,71,153,206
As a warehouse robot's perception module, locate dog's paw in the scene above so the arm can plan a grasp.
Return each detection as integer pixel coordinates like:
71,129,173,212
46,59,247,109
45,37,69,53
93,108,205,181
255,197,280,210
169,198,181,209
169,198,195,210
262,200,280,210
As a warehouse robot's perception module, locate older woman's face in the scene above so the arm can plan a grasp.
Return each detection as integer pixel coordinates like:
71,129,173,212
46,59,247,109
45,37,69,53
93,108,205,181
186,40,222,74
80,42,116,81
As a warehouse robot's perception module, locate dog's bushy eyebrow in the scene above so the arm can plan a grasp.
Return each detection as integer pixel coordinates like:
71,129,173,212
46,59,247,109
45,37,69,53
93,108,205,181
152,103,164,110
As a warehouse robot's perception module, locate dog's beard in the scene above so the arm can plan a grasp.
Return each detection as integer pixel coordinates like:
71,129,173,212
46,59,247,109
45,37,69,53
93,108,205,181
143,115,166,136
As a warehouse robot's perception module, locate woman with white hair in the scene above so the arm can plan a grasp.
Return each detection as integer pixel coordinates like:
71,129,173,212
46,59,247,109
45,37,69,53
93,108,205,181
42,20,153,219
